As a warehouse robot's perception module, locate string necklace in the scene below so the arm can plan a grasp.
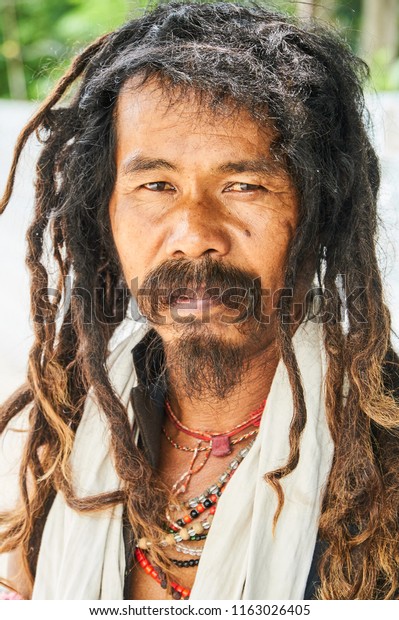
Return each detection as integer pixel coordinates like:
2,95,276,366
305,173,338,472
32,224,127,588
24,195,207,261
164,398,265,494
164,398,265,458
162,426,259,453
171,441,211,495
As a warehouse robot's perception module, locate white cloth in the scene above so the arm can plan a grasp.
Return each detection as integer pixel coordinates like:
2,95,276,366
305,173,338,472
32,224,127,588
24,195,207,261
32,319,148,600
32,319,333,600
191,320,333,599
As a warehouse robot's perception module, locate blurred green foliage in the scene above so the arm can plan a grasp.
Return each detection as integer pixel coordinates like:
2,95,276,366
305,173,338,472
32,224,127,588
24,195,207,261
0,0,145,99
368,50,399,91
0,0,398,100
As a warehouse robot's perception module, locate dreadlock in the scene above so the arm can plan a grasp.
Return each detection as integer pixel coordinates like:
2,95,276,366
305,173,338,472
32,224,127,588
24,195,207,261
1,1,399,599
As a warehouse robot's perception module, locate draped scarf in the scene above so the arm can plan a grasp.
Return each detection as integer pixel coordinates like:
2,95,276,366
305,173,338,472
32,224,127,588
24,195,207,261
31,319,333,599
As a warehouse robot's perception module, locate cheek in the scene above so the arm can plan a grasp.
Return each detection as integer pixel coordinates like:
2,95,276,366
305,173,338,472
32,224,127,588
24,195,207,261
250,215,296,284
109,188,169,283
253,229,294,319
109,203,147,286
240,188,298,266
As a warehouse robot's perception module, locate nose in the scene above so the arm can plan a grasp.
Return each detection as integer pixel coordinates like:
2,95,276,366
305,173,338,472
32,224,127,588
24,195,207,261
164,201,231,259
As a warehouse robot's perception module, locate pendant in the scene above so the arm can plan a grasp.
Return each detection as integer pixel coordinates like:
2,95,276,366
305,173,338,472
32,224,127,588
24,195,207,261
211,435,231,457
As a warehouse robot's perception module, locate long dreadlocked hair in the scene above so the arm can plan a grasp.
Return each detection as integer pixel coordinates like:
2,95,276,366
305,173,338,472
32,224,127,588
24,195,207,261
1,0,399,599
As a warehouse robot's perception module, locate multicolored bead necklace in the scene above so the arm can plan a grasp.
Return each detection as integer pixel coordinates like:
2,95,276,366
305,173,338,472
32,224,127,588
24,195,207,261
137,440,256,552
135,439,257,598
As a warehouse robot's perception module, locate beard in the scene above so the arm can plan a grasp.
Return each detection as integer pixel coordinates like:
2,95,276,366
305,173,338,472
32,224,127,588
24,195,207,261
162,331,249,400
135,256,270,400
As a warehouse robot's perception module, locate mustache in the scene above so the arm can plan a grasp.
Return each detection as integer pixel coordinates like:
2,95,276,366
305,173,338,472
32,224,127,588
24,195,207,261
136,256,263,323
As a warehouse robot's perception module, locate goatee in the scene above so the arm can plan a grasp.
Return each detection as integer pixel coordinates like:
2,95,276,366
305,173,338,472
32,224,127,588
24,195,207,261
136,255,267,400
163,331,249,400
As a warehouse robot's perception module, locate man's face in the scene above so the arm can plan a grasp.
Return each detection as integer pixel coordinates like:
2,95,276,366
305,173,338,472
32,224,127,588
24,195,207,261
109,79,298,376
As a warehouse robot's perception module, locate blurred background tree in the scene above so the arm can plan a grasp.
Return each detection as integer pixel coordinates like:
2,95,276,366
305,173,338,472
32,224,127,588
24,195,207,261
0,0,145,99
0,0,398,100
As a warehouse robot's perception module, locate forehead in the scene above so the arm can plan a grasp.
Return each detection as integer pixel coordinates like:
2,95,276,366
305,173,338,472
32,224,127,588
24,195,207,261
113,77,277,162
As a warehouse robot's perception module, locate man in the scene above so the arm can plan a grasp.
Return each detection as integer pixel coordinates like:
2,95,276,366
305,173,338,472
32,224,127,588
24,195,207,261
1,1,399,601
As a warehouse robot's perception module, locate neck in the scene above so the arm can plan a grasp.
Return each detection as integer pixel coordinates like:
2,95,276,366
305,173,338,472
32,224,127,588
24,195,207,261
165,343,279,433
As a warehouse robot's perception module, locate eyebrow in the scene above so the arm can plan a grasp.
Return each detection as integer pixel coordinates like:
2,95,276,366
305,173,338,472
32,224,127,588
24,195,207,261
120,155,281,177
217,158,281,175
121,156,178,176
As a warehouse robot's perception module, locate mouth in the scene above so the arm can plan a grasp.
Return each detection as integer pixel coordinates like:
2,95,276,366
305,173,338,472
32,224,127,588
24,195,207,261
168,287,223,311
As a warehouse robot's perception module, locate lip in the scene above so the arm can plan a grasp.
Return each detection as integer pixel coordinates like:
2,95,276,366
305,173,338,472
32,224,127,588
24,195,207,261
169,289,223,311
174,297,220,310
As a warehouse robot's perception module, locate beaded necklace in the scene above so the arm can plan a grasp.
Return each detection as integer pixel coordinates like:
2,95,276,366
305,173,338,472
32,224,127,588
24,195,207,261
183,440,254,509
135,548,191,599
135,440,257,597
137,441,256,552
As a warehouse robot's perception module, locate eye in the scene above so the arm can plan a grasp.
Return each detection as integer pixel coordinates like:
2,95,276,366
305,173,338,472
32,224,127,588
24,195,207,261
224,182,265,192
142,182,176,191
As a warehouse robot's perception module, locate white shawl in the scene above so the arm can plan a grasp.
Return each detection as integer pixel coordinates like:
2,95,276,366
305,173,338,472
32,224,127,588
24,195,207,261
31,318,333,600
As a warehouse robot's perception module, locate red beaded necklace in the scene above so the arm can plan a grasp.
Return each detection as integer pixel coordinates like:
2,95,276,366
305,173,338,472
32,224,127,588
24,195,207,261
165,398,266,457
135,548,191,599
